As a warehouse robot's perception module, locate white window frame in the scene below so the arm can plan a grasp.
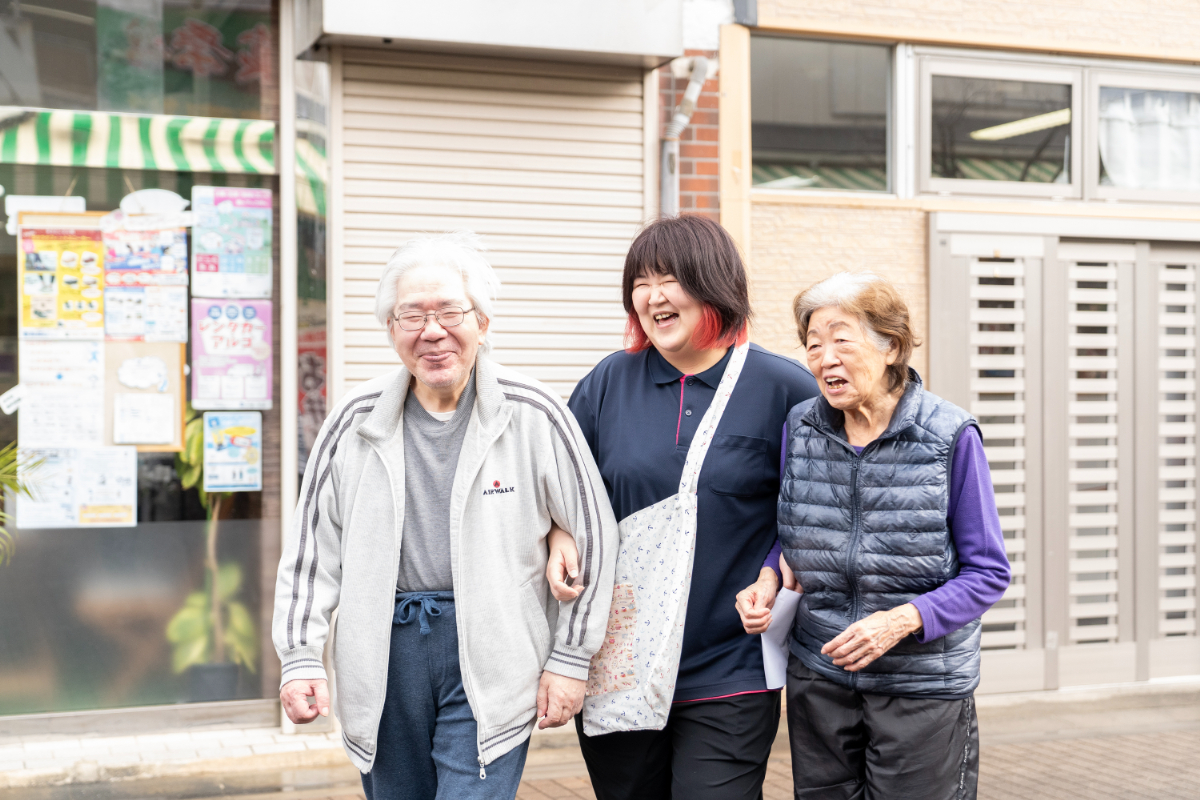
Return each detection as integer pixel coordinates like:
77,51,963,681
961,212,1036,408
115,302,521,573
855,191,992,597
918,56,1083,200
1084,68,1200,204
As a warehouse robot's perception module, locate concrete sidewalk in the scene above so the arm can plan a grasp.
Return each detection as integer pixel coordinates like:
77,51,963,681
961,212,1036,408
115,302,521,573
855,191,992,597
4,681,1199,800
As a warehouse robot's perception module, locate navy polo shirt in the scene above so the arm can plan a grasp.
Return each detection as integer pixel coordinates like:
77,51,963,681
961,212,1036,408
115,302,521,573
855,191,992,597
568,343,819,701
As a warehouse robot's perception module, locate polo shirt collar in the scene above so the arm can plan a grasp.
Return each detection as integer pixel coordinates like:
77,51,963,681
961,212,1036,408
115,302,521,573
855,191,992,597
646,345,734,388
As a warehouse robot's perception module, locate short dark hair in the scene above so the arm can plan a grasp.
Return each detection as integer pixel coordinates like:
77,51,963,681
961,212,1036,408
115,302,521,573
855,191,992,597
621,215,751,349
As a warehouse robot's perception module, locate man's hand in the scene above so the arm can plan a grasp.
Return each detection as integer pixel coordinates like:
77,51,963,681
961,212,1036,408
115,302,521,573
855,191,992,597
546,524,582,602
820,603,923,672
735,567,780,635
281,678,330,724
536,671,585,729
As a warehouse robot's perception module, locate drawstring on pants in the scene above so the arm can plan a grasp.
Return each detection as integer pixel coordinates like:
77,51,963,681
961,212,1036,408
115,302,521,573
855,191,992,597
393,591,445,635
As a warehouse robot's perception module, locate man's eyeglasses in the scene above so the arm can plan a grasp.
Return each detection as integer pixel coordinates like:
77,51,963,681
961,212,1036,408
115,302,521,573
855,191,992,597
389,306,475,332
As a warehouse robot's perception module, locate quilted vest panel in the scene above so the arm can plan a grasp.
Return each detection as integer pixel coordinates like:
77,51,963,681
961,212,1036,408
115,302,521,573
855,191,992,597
779,375,983,698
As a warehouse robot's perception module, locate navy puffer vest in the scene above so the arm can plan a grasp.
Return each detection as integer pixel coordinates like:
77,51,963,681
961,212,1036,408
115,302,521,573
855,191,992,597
779,371,982,698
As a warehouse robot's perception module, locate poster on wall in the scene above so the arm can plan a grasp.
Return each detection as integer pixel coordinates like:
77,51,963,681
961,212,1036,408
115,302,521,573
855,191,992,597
190,187,272,299
15,446,138,529
191,299,272,410
103,341,186,451
104,227,189,287
105,286,189,342
17,340,105,448
202,411,262,492
18,218,106,339
297,325,326,469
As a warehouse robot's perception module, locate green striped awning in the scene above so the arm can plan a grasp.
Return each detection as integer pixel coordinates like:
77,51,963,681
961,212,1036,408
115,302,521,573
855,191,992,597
753,163,887,192
0,107,276,175
295,135,326,218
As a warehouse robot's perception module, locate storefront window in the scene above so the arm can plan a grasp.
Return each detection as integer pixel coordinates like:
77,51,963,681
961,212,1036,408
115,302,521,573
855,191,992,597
750,36,889,192
931,76,1071,184
0,160,279,714
0,0,273,119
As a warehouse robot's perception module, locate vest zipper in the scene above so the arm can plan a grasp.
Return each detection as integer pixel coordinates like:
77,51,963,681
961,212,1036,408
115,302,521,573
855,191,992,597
846,456,862,690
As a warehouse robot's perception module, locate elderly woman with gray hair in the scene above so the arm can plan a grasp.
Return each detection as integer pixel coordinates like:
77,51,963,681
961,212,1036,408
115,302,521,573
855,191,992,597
735,272,1010,799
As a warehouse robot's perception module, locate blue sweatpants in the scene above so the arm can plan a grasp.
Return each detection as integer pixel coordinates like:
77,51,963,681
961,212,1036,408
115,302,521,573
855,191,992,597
361,591,530,800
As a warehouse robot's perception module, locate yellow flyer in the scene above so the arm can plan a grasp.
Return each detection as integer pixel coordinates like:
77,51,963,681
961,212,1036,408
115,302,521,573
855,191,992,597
19,220,106,339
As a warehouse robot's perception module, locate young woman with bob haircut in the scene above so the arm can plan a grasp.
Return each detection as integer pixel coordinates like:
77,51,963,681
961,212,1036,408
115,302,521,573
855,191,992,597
737,272,1010,799
546,214,818,799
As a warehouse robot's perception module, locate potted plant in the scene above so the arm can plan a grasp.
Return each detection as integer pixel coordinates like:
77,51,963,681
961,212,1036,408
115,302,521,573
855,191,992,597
0,443,41,566
167,407,258,702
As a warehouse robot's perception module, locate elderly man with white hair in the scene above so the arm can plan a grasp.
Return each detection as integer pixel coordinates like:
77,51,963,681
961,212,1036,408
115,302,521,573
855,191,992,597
273,232,618,800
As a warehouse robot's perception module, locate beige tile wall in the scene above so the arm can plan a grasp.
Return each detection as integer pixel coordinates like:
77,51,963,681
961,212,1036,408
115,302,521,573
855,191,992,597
757,0,1200,56
748,203,930,384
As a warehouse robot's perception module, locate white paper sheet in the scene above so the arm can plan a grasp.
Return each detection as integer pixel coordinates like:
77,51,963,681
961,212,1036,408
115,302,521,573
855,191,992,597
15,446,137,528
113,392,175,444
17,340,105,447
761,587,802,690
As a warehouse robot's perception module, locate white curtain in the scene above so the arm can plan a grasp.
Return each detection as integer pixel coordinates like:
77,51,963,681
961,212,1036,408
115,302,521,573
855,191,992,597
1098,87,1200,192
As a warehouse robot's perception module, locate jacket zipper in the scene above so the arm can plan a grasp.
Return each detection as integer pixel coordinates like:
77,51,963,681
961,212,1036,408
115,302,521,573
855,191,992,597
845,456,862,689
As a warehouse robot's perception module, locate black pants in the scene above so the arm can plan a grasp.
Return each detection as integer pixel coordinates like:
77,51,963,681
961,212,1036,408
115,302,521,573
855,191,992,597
576,691,781,800
786,656,978,800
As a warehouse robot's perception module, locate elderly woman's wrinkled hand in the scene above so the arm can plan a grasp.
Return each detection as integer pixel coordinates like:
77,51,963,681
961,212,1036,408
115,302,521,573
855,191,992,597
821,603,923,672
735,567,780,635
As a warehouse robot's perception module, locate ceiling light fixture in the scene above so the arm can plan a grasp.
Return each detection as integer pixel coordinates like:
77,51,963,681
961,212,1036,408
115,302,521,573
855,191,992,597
969,108,1071,141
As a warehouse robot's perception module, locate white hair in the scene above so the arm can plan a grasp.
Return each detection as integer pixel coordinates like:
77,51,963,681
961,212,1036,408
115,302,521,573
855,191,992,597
373,231,502,351
794,271,891,354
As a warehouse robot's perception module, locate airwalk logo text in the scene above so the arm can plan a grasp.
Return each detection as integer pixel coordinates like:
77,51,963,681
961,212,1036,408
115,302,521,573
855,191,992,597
483,479,515,496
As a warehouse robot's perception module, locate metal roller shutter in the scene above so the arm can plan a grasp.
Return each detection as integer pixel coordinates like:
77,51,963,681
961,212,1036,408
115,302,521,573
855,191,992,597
334,47,650,399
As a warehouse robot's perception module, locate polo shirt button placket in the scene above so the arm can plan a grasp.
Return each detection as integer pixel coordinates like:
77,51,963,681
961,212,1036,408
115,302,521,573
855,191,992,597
685,409,692,416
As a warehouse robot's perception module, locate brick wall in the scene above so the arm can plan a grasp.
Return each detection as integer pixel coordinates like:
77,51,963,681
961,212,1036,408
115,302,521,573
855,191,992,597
757,0,1200,56
749,203,930,383
660,49,720,222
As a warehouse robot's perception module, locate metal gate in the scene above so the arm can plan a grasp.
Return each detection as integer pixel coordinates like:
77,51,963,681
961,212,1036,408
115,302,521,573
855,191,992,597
930,213,1200,692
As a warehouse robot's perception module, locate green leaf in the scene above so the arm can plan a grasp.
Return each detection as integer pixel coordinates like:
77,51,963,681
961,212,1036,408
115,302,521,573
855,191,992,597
225,601,259,673
172,634,210,673
184,418,204,465
216,562,243,601
165,596,209,644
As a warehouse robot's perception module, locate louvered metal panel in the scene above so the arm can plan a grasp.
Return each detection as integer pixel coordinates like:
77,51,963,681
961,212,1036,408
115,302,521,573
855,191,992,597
333,47,649,398
1151,251,1200,638
968,256,1032,651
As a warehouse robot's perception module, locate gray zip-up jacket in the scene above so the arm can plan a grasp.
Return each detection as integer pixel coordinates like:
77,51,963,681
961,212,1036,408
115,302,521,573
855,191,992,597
273,355,618,772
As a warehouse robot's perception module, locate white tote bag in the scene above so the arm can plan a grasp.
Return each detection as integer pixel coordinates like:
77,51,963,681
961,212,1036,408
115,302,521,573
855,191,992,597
582,343,749,735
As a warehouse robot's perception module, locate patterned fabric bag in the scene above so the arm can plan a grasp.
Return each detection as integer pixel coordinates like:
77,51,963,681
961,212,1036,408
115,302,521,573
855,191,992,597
582,343,749,735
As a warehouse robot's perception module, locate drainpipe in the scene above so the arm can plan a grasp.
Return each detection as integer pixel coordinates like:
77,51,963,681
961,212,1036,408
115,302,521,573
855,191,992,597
660,56,710,218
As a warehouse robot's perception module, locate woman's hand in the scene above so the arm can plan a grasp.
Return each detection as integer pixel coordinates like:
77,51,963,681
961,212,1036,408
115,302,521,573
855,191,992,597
546,524,582,602
735,567,780,634
821,603,923,672
780,552,798,591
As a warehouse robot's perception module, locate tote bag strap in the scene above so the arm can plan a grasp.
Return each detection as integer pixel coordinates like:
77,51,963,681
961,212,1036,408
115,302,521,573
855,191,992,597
677,342,750,496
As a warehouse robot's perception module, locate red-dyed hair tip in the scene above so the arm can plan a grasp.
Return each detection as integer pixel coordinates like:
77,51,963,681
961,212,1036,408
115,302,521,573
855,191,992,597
624,306,747,354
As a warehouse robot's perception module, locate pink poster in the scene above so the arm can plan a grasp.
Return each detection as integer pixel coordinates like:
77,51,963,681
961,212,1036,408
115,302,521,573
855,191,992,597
190,299,272,410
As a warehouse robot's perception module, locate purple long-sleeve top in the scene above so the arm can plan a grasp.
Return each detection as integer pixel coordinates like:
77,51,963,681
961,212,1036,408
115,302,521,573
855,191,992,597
763,423,1011,643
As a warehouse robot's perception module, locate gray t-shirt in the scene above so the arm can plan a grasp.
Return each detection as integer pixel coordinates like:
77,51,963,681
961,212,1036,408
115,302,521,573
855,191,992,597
396,372,476,592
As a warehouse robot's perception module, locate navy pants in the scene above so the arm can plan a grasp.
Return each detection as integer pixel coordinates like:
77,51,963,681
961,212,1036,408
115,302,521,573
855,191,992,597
362,592,530,800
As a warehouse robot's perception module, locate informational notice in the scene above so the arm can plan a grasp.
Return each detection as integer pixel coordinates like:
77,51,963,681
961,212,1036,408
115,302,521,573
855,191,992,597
19,226,105,339
15,446,138,529
17,340,105,448
202,411,263,492
191,299,272,410
105,285,189,341
190,187,272,299
104,227,188,286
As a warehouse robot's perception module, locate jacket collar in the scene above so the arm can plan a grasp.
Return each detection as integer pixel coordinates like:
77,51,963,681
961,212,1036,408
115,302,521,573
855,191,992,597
356,353,507,444
803,367,925,443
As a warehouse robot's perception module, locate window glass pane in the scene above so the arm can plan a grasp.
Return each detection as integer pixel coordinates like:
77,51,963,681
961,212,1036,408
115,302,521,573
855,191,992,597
1099,87,1200,192
296,57,328,475
751,37,888,192
0,162,278,714
931,76,1071,183
0,0,274,119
